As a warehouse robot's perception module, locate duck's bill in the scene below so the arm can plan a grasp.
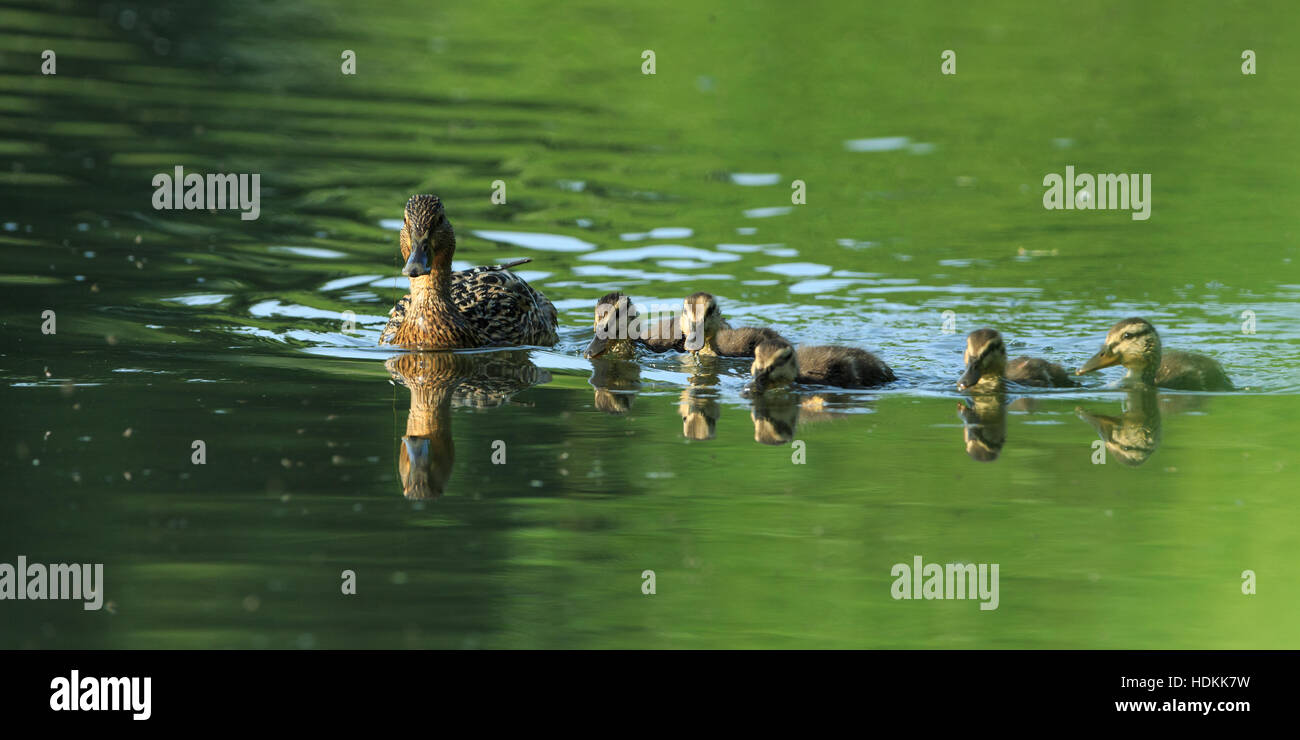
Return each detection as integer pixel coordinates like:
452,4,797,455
682,327,705,352
956,365,981,390
402,242,432,277
1076,349,1119,375
748,376,767,394
583,334,610,359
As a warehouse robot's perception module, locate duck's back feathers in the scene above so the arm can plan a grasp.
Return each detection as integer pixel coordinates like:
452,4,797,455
715,326,785,357
796,345,895,388
381,262,558,348
452,263,558,346
1007,356,1078,387
642,314,685,353
1157,350,1234,391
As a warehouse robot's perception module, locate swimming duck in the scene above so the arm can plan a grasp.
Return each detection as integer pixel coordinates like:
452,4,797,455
583,291,683,358
957,329,1077,392
749,338,895,392
1076,317,1233,391
379,195,559,349
679,292,782,357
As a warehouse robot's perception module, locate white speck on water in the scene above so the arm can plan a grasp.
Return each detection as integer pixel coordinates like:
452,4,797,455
843,136,910,152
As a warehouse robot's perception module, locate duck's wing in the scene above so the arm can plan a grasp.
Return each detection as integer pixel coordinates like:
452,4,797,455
379,294,411,346
1008,356,1077,387
1158,350,1234,391
641,314,685,352
451,266,558,346
718,326,785,357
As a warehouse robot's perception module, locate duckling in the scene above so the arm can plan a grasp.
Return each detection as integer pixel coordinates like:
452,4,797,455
679,292,781,357
749,339,895,392
583,291,683,358
957,329,1077,392
1076,317,1233,391
379,195,558,349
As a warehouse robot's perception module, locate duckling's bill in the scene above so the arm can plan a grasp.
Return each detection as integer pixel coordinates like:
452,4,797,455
1077,346,1121,374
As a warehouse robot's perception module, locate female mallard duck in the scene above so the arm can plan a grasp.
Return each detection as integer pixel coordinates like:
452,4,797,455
679,292,781,357
379,195,559,349
583,291,683,358
957,328,1077,392
749,338,895,392
1076,317,1233,391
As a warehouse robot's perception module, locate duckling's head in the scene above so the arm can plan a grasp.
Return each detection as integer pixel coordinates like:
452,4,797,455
584,291,641,359
957,329,1007,391
1077,317,1161,378
749,339,799,393
680,292,724,352
400,194,454,278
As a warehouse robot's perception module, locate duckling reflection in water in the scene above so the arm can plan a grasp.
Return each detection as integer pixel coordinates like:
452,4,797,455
956,396,1007,462
589,356,641,414
679,292,782,357
678,384,721,440
748,391,858,445
1077,317,1233,391
1076,388,1162,467
583,291,683,359
387,351,550,499
957,329,1077,392
748,339,895,392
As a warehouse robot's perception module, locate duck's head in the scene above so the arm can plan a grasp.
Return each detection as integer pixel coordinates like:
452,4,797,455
680,292,724,352
584,291,641,359
1077,317,1161,377
748,339,799,393
400,194,454,278
957,329,1007,391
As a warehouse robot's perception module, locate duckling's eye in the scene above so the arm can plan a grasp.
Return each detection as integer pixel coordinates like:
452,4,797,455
1122,332,1133,340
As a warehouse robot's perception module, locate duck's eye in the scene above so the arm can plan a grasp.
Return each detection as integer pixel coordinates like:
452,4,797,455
1122,332,1133,340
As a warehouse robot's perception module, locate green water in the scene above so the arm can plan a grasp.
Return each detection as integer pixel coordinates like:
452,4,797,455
1,0,1297,648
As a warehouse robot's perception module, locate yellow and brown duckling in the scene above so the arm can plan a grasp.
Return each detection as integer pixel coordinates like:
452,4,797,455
957,328,1077,392
583,291,683,359
1076,317,1233,391
379,195,559,349
749,338,895,392
679,292,781,357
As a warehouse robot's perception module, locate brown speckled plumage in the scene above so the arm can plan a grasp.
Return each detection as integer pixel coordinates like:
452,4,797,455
379,195,558,349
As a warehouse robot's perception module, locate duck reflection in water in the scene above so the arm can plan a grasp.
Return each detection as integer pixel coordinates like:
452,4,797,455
678,369,722,440
588,356,641,414
956,396,1007,462
387,350,550,500
1075,388,1162,467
